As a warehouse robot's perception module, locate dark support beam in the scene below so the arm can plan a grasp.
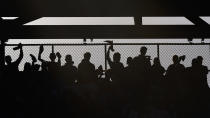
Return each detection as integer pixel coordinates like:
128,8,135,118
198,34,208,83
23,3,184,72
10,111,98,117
8,25,210,39
104,45,107,70
185,16,209,27
1,0,210,16
157,44,160,59
134,17,142,26
13,17,41,25
185,16,210,39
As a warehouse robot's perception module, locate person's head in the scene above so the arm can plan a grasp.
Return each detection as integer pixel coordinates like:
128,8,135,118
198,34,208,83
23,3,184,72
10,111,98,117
172,55,179,64
5,55,12,64
113,52,121,62
24,62,31,71
49,53,56,62
140,46,147,56
192,58,198,67
153,57,160,65
197,56,203,65
41,62,48,71
84,52,91,60
65,55,74,64
34,64,40,71
127,57,133,66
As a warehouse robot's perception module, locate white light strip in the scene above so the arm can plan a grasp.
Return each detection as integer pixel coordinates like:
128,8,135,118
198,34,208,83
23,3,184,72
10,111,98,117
24,17,135,25
1,17,18,20
142,17,194,25
200,17,210,24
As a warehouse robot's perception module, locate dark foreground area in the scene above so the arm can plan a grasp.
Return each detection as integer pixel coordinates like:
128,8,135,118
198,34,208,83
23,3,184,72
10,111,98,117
0,72,210,118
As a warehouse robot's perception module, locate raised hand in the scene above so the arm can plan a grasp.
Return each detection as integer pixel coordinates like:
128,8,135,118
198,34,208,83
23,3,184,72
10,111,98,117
56,52,62,59
30,54,37,63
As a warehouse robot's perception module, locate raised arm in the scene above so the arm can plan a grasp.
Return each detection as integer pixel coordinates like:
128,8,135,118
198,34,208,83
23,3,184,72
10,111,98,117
106,46,113,68
30,54,37,66
14,44,23,65
38,45,46,63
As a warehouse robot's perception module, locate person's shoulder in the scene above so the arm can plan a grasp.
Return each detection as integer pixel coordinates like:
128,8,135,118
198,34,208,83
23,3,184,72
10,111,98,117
133,56,140,61
202,65,208,68
120,62,124,66
78,62,82,67
90,62,95,67
186,67,192,71
168,64,173,67
44,61,50,64
202,65,208,70
72,65,77,69
167,64,174,69
160,65,165,70
179,64,185,68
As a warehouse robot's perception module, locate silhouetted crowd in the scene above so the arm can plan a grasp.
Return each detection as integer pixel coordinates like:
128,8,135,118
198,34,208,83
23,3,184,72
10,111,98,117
0,43,210,118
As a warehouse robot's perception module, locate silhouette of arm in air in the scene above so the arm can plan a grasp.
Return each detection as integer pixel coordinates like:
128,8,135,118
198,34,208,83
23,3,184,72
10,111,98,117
30,54,37,66
38,45,47,63
14,44,23,65
106,46,113,68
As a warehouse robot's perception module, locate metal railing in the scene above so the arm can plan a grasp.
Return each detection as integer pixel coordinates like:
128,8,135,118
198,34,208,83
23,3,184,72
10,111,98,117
5,42,210,71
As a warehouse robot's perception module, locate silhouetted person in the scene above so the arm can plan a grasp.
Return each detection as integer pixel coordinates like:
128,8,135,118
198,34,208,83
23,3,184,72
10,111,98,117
78,52,100,104
185,58,207,118
165,55,185,82
5,43,23,72
126,57,132,66
152,57,165,77
41,62,48,72
130,46,152,86
165,55,186,117
106,46,124,83
196,56,208,84
149,57,166,109
129,46,152,117
124,57,133,79
122,57,133,112
62,55,77,72
78,52,97,83
38,45,61,72
61,55,78,86
105,46,125,117
30,54,40,71
24,62,31,72
131,46,152,74
196,56,209,117
23,54,40,72
151,57,165,84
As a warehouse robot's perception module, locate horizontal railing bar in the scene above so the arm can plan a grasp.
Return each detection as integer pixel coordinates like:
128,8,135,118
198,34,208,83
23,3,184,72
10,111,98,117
4,43,210,46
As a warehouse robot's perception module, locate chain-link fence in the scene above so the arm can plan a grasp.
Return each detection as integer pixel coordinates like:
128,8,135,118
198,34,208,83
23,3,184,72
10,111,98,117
5,43,210,85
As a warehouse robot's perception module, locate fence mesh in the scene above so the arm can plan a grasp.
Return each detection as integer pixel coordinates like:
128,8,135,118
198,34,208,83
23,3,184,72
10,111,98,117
5,44,210,85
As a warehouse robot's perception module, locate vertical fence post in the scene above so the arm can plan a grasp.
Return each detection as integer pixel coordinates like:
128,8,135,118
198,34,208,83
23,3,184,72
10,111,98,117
51,44,55,53
157,44,160,59
104,44,107,71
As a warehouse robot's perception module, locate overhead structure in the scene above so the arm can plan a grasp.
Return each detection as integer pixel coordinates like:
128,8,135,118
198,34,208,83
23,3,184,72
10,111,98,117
0,17,210,39
0,0,209,16
1,0,210,71
4,25,210,39
0,0,210,39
